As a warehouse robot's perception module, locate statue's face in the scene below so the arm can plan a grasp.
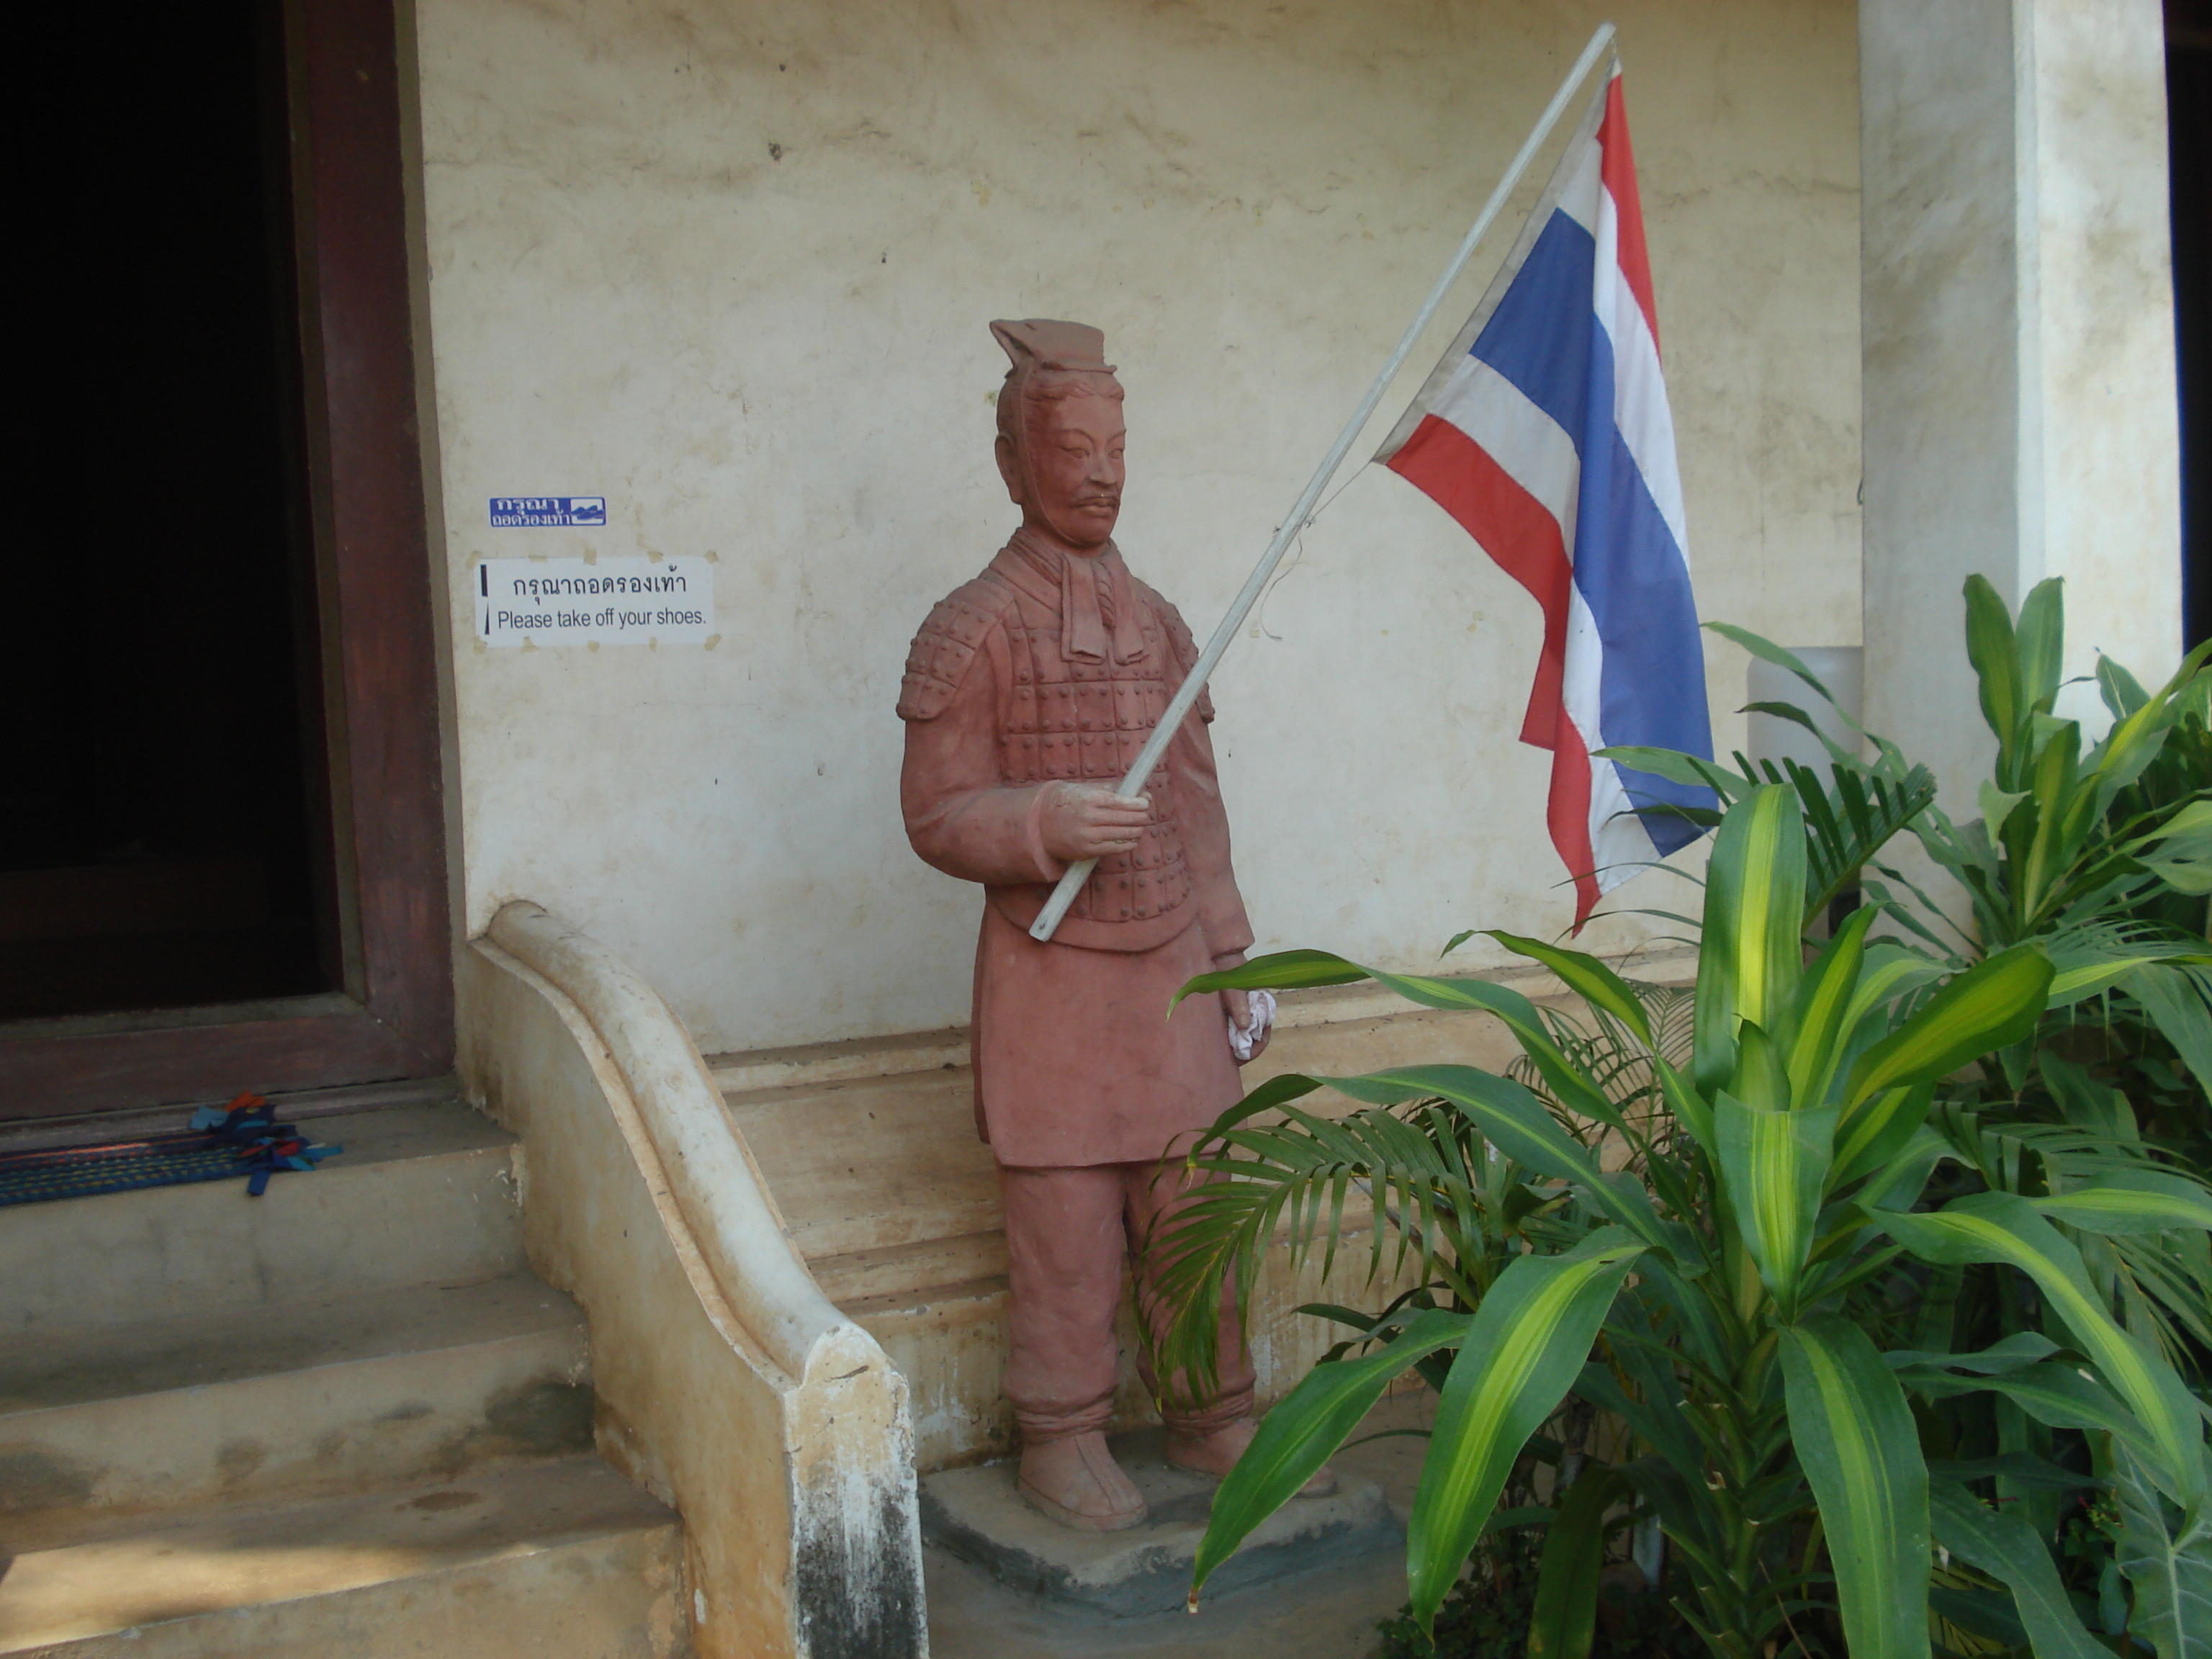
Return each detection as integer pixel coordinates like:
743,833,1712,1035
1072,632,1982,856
999,390,1125,551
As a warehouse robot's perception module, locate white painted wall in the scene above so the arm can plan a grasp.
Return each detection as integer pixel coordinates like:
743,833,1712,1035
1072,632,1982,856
415,0,1863,1054
1861,0,2182,807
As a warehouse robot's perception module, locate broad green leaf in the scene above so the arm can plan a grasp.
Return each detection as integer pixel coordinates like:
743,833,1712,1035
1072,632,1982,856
1898,1358,2167,1473
2112,1444,2212,1659
1830,1082,1937,1190
1877,1192,2208,1505
1928,1452,2095,1491
1407,1244,1645,1630
1704,621,1851,709
1928,1483,2109,1659
2013,577,2066,711
1593,745,1750,797
1883,1331,2058,1375
1177,948,1374,1002
1715,1089,1834,1314
2098,654,2153,720
1696,785,1809,1089
1979,780,2031,843
1838,941,1949,1037
1964,574,2031,775
1527,1465,1630,1659
1483,930,1653,1046
2036,1173,2212,1237
1779,1315,1931,1659
1786,904,1879,1110
1840,944,2052,1110
1928,1587,2031,1648
2136,800,2212,894
1190,1308,1467,1599
1732,1019,1792,1113
2048,950,2212,1006
2088,638,2212,800
1858,1123,1947,1212
2018,719,2088,920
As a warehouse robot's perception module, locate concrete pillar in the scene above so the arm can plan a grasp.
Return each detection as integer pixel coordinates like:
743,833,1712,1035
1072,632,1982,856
1859,0,2182,804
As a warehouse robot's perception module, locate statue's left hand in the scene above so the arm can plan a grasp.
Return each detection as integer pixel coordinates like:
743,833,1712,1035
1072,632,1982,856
1213,953,1272,1062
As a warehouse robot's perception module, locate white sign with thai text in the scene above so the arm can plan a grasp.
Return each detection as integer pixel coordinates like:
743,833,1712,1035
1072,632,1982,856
475,557,714,647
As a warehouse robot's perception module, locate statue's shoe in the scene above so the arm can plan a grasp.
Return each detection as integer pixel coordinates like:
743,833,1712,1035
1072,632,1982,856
1166,1416,1339,1498
1017,1431,1148,1532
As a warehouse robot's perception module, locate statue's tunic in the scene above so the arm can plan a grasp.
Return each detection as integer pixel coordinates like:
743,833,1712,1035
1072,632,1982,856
898,531,1253,1168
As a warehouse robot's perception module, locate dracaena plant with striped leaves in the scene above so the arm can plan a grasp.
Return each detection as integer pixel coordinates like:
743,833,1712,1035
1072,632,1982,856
1153,784,2212,1659
1609,575,2212,1157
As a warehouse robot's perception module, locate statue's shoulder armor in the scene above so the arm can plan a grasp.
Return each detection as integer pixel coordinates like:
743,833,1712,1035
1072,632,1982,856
896,574,1016,721
1136,580,1215,724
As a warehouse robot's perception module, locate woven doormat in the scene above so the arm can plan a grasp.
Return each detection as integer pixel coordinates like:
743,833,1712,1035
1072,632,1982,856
0,1095,341,1208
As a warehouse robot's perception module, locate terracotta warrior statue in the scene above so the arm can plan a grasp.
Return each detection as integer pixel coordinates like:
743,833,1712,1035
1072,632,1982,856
896,319,1330,1530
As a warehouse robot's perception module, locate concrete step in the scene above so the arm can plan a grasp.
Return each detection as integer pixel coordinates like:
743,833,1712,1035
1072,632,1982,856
1,1103,526,1341
0,1272,591,1534
0,1455,686,1658
921,1426,1397,1616
721,994,1467,1292
723,1066,999,1262
810,1230,1010,1308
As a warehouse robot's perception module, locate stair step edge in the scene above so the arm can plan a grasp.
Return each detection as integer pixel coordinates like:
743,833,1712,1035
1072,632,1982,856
1,1272,585,1416
0,1456,677,1655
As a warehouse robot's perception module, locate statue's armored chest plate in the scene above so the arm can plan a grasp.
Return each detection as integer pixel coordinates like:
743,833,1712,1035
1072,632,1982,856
995,585,1193,927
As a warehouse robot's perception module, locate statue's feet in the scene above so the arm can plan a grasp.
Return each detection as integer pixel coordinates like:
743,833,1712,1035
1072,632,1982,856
1165,1416,1339,1498
1017,1432,1148,1532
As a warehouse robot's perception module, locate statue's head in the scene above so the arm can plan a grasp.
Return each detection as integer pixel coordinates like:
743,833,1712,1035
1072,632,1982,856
991,318,1125,552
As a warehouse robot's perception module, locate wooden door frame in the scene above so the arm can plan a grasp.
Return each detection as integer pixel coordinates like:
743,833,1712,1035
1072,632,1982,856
0,0,452,1120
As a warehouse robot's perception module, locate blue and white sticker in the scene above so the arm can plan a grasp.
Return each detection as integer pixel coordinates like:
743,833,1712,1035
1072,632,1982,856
490,496,606,528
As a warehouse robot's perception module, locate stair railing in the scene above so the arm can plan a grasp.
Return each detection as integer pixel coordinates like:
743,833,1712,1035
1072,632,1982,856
471,901,926,1659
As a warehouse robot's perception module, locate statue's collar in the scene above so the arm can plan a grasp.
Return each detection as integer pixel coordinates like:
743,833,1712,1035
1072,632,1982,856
994,531,1147,664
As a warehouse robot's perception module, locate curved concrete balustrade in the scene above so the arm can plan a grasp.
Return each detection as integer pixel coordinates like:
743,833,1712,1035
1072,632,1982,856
463,902,925,1659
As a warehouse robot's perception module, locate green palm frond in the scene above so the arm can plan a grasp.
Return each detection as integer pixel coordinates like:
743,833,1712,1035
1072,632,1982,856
1146,1097,1544,1398
1509,981,1696,1182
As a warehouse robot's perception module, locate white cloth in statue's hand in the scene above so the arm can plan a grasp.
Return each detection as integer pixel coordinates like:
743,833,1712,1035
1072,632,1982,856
1226,989,1277,1062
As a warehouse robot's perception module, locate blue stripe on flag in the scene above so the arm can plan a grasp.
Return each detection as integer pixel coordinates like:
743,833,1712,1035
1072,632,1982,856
1471,214,1596,440
1472,207,1714,856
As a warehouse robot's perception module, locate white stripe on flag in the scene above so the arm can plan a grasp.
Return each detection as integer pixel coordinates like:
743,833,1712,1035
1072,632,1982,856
1552,136,1605,236
1562,583,1651,891
1592,184,1689,557
1426,357,1582,547
1588,758,1657,891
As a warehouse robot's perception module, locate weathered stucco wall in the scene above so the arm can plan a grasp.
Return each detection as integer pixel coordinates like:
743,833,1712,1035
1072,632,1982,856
416,0,1861,1053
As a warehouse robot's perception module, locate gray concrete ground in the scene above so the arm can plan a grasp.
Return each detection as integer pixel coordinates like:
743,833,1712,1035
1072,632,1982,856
925,1389,1436,1659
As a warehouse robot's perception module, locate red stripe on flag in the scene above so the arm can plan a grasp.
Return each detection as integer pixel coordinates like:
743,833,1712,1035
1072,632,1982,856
1545,706,1604,929
1596,74,1660,353
1385,415,1570,750
1386,413,1601,924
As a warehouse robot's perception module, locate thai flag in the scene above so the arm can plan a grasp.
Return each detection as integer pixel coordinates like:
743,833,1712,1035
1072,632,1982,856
1376,66,1714,926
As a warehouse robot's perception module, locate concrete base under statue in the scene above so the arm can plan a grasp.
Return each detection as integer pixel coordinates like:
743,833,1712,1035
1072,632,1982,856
918,1428,1397,1617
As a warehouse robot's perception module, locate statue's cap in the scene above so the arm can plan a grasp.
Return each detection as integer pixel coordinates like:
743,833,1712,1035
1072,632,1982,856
990,318,1115,376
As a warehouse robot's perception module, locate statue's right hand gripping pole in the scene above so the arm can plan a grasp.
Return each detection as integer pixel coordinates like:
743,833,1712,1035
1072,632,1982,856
1026,19,1619,943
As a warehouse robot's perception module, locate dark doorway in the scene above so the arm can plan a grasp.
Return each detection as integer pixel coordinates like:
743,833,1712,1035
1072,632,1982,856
2175,1,2212,650
4,4,338,1023
3,0,451,1118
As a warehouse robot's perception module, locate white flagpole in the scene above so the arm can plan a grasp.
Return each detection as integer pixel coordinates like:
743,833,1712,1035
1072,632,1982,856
1029,21,1617,943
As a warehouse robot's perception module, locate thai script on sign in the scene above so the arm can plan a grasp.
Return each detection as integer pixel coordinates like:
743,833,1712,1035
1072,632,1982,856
500,572,689,601
489,496,607,527
475,558,714,648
